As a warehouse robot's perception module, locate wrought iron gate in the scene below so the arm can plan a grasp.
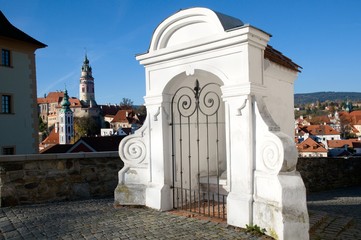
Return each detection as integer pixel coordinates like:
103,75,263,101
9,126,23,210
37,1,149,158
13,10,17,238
171,79,227,219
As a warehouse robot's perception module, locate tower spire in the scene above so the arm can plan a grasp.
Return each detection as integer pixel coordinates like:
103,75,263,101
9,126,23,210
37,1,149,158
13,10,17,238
59,88,73,144
79,53,96,107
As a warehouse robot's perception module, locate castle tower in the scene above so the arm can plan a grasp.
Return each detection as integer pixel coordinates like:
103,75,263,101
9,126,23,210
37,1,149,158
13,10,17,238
79,54,96,106
59,89,74,144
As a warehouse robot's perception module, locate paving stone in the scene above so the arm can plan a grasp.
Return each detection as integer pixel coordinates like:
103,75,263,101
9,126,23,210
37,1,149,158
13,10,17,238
308,186,361,240
0,187,360,240
0,198,269,240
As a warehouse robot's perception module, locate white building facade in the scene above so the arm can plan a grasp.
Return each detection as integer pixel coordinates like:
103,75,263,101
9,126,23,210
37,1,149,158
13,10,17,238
0,11,46,155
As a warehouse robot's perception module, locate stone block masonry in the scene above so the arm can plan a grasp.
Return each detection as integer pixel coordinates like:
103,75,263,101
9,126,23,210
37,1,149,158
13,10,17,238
297,157,361,193
0,152,123,207
0,154,360,207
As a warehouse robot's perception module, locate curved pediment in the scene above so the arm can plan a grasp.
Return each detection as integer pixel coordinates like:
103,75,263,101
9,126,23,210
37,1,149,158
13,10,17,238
149,7,244,51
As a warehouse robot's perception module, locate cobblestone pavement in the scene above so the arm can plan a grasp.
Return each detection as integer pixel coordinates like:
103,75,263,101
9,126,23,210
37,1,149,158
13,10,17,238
308,186,361,240
1,186,361,240
0,198,269,240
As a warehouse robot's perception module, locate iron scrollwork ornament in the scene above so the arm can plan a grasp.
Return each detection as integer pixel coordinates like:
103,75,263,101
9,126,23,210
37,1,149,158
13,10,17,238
173,79,220,118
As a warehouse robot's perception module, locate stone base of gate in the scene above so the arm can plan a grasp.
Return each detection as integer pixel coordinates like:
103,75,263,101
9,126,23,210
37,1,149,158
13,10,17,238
145,184,172,211
253,172,309,240
114,184,146,206
227,192,253,227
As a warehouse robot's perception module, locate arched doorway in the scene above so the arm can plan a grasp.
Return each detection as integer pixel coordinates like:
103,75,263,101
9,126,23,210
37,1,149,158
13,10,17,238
170,77,227,219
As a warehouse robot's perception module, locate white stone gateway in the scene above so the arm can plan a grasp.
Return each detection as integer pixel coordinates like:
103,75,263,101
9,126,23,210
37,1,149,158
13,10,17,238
115,7,309,240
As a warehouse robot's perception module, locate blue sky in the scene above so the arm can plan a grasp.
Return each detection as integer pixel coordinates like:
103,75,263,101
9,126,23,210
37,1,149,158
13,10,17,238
1,1,360,105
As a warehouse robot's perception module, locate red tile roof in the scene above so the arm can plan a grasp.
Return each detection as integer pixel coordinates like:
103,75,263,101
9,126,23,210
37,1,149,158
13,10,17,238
111,110,138,124
308,115,331,125
38,92,64,104
264,45,301,72
41,128,59,145
349,110,361,117
38,92,82,108
327,139,361,149
297,138,327,153
301,125,340,136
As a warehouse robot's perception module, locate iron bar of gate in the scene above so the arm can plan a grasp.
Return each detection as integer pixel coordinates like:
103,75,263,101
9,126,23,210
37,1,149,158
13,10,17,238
223,195,226,219
216,113,220,218
185,189,187,211
178,109,184,210
187,115,192,212
212,193,215,217
196,89,201,216
206,115,210,216
193,190,196,213
176,188,179,209
203,192,206,215
171,98,176,209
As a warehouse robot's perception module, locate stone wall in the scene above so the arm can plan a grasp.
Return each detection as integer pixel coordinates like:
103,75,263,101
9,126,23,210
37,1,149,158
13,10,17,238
0,152,122,207
297,157,361,192
0,154,360,207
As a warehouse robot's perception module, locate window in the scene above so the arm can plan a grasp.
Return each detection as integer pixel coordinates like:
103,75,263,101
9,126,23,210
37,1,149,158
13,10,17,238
2,146,15,155
1,95,12,113
1,49,11,67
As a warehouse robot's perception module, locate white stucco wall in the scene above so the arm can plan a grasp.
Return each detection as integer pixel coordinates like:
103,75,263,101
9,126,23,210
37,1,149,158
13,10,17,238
0,44,39,154
264,59,298,138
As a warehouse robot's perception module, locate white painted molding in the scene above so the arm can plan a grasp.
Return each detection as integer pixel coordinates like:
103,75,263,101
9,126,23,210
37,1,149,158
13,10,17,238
236,98,248,116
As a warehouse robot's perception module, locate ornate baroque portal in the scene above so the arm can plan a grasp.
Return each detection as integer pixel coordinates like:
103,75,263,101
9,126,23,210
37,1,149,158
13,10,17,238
115,7,309,240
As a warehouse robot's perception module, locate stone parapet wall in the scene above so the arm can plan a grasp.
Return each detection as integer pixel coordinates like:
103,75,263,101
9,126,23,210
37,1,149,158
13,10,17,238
0,152,123,207
297,157,361,192
0,154,360,207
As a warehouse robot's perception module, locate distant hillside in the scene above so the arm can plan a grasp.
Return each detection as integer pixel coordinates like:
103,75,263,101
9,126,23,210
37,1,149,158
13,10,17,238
294,92,361,105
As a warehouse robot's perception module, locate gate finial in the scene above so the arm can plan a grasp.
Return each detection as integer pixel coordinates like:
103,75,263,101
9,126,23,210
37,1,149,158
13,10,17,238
194,79,200,103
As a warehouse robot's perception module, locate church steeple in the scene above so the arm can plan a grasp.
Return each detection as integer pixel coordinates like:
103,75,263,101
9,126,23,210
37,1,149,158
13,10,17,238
60,89,71,113
79,54,96,107
59,89,73,144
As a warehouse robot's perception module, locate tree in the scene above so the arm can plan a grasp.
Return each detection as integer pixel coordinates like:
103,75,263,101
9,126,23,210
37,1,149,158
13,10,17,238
339,114,352,139
38,116,47,132
73,116,101,142
134,105,147,117
38,116,48,141
120,98,133,110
